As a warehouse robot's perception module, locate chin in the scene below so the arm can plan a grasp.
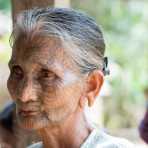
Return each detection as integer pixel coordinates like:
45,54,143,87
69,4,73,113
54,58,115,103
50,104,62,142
17,108,74,130
17,113,49,130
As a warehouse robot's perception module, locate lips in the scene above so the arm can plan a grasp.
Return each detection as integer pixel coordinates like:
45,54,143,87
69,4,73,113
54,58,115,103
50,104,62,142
18,107,40,117
19,110,38,117
17,102,41,117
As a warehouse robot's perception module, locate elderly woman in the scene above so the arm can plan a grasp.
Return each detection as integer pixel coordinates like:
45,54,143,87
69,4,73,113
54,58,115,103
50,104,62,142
7,7,134,148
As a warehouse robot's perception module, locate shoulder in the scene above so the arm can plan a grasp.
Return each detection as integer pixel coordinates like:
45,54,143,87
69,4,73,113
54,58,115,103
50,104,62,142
27,142,42,148
81,129,135,148
97,132,135,148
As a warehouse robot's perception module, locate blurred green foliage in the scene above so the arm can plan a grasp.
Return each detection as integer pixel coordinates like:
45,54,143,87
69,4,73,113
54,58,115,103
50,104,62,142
72,0,148,128
0,35,11,62
0,0,11,61
0,0,10,12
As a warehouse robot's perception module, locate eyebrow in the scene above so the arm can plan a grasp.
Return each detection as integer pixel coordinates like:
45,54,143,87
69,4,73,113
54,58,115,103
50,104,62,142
36,60,64,77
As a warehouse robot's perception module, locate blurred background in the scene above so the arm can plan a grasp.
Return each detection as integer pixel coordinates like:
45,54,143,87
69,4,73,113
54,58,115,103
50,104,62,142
0,0,147,147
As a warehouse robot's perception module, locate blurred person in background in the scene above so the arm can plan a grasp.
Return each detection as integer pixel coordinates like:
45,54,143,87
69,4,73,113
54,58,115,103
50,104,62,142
0,102,16,148
139,87,148,144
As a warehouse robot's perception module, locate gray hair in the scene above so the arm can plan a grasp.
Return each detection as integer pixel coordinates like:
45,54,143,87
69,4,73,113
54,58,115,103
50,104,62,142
10,7,106,74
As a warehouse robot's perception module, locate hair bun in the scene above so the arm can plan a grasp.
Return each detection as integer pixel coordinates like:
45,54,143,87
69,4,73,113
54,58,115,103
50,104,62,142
102,57,110,76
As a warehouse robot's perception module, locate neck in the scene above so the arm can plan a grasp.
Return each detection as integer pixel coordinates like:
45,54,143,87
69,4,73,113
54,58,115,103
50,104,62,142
37,110,92,148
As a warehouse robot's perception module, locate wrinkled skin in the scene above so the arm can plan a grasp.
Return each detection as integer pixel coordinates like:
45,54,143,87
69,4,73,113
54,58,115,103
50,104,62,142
7,36,86,130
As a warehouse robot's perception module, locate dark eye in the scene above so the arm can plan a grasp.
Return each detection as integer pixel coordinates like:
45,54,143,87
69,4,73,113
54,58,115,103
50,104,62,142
39,69,57,80
11,65,23,79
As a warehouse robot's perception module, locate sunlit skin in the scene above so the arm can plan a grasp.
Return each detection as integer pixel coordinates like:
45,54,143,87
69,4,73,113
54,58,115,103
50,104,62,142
7,35,104,148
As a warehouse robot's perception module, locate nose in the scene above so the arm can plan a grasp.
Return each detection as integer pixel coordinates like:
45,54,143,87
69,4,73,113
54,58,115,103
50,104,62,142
18,79,37,103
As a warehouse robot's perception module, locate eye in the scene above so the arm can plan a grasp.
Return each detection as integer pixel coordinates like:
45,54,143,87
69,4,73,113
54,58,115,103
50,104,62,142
39,69,57,80
11,65,23,79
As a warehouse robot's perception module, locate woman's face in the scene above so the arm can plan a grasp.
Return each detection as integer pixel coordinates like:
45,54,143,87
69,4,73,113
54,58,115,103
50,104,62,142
7,37,86,130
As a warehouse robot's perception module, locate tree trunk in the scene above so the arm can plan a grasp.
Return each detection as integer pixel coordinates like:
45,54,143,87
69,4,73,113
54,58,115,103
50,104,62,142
11,0,70,24
11,0,54,24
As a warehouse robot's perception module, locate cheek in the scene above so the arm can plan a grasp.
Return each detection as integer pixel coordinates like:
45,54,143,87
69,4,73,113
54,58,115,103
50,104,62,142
42,81,84,111
63,84,83,105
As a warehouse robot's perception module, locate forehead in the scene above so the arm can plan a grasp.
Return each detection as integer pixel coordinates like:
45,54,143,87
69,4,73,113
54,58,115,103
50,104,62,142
11,36,74,70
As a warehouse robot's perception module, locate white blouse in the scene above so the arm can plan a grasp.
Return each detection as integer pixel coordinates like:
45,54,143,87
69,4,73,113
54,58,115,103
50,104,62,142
27,129,135,148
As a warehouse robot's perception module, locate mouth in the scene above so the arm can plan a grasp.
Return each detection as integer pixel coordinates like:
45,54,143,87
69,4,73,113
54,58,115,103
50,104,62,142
18,109,39,117
17,102,41,117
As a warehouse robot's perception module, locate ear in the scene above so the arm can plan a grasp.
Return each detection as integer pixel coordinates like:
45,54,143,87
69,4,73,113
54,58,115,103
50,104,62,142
86,70,104,107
